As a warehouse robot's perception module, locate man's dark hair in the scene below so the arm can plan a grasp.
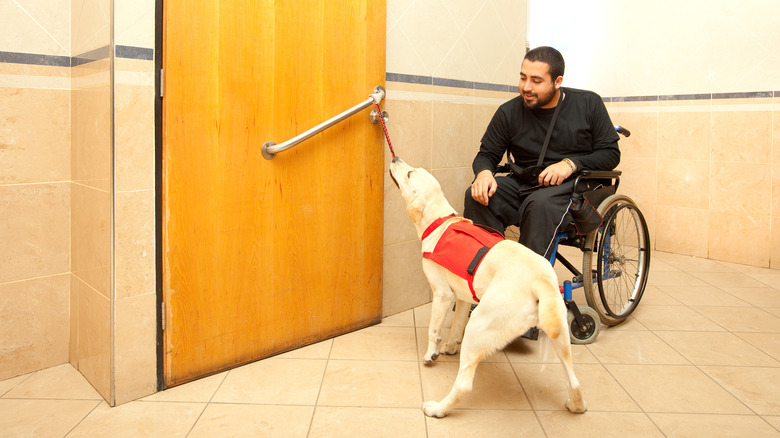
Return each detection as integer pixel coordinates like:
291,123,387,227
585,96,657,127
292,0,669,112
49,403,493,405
524,46,565,81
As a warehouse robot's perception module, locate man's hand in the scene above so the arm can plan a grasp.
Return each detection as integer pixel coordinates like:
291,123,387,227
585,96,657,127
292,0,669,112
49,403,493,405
538,161,574,186
471,170,497,206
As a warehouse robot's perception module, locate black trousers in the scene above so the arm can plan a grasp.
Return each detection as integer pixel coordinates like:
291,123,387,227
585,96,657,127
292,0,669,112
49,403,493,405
463,176,575,259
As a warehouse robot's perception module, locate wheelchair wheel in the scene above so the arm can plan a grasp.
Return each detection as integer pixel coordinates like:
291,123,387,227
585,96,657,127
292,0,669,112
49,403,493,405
582,194,650,326
567,305,600,344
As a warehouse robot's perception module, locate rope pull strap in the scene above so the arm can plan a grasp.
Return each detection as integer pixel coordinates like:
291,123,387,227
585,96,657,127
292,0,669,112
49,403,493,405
371,95,396,158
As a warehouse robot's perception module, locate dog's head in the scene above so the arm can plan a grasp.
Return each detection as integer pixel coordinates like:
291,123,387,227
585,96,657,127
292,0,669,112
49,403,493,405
389,157,456,230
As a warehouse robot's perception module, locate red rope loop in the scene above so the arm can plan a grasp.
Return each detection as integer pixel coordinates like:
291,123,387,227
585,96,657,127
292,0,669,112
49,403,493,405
372,100,396,158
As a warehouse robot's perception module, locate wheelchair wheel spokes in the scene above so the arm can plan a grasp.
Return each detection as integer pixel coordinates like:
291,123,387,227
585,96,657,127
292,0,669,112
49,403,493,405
583,195,650,326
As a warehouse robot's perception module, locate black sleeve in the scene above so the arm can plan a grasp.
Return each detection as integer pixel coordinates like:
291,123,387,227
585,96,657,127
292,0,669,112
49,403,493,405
570,96,620,171
472,108,510,175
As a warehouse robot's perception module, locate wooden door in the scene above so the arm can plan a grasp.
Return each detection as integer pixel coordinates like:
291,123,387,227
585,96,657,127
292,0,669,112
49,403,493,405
162,0,385,387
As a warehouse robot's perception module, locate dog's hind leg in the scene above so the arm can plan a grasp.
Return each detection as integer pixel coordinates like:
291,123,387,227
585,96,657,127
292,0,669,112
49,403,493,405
422,297,516,418
536,280,587,414
440,299,470,355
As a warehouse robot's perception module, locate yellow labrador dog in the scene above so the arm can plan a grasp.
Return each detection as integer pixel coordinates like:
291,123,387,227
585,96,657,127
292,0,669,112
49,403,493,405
389,157,586,418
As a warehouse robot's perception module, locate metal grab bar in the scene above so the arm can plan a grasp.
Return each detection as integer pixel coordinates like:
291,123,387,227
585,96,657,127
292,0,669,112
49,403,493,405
261,85,386,159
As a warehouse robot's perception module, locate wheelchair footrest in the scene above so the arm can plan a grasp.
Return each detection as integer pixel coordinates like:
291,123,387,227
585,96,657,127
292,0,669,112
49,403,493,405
520,327,539,341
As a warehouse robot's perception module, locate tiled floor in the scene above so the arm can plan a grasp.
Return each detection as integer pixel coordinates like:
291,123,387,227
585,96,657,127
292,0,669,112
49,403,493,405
3,251,780,437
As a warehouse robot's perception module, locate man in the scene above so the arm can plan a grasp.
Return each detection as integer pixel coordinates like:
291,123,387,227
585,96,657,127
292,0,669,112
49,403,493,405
464,46,620,259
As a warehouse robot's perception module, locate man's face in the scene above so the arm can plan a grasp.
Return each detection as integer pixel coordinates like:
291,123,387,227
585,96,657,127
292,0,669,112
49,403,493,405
519,60,560,109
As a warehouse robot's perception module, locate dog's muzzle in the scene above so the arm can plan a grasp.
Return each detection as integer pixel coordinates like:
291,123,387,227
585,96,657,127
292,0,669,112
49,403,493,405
389,156,402,188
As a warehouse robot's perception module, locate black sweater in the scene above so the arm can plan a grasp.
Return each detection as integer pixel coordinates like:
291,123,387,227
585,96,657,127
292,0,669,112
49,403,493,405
473,87,620,175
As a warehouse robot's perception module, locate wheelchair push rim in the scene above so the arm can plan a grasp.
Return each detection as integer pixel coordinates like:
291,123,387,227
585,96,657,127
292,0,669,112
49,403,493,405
583,194,650,326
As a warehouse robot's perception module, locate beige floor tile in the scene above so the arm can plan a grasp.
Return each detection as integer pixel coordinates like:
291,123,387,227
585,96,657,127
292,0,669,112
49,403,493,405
142,371,227,403
277,339,333,360
653,253,737,273
631,305,726,331
0,373,31,396
658,285,751,307
691,272,769,288
503,334,599,363
379,309,416,327
585,330,689,364
189,404,313,438
318,360,422,408
330,326,418,361
67,401,205,438
606,364,751,414
309,407,426,438
648,254,679,272
3,364,103,400
764,415,780,430
536,411,664,438
426,410,545,437
512,363,638,412
656,331,779,366
746,271,780,289
647,271,710,287
421,361,531,411
694,306,780,332
0,399,99,438
211,358,327,405
649,413,780,437
638,286,684,306
701,366,780,415
736,332,780,361
721,287,780,307
415,327,509,363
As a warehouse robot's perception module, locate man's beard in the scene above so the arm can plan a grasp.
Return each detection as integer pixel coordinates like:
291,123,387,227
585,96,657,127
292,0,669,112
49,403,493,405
522,87,556,109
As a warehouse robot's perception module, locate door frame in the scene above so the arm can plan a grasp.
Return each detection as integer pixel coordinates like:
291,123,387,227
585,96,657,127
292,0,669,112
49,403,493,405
154,0,164,390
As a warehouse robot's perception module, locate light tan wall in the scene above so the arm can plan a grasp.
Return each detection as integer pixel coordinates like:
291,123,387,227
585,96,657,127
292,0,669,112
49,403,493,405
382,0,527,316
0,1,72,382
609,95,780,268
1,0,157,405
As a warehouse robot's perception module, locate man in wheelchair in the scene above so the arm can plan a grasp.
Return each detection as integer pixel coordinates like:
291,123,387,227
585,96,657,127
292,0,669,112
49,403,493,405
464,46,620,259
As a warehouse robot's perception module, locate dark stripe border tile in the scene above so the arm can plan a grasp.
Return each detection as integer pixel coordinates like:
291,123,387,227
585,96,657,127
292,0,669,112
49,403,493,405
660,93,711,101
0,51,70,67
71,45,111,66
712,91,773,99
116,45,154,61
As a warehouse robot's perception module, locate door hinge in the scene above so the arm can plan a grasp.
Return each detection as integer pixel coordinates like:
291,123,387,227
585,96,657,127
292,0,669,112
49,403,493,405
161,301,166,331
159,69,164,98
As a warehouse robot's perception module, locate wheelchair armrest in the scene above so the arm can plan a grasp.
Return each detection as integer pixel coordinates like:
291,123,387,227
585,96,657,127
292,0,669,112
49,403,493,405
577,170,622,178
572,170,621,193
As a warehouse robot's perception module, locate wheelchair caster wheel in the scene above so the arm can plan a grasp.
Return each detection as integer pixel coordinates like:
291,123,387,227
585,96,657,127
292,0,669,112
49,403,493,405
568,305,600,344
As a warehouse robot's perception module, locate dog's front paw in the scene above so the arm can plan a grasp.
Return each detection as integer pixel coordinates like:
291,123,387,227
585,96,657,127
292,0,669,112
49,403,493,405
440,342,460,355
422,401,448,418
565,398,587,414
423,351,440,365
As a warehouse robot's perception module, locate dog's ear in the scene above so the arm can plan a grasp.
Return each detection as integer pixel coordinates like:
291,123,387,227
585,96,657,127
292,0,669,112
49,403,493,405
406,195,425,225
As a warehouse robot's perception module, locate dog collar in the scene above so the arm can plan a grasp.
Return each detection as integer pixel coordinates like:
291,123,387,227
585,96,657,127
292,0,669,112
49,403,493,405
421,214,457,241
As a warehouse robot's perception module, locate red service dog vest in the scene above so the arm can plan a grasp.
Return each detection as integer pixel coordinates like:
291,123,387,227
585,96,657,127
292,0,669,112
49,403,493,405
422,217,505,302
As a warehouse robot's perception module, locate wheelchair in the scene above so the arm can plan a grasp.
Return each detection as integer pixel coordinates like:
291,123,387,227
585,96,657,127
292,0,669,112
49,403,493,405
503,127,651,344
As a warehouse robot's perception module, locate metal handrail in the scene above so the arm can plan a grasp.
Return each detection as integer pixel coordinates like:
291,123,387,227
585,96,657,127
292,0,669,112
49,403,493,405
261,85,386,159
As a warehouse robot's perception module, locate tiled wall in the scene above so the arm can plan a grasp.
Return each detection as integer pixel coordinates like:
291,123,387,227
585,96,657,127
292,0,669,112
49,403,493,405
70,0,113,402
382,0,527,315
1,0,157,405
1,0,72,382
608,94,780,268
112,0,157,406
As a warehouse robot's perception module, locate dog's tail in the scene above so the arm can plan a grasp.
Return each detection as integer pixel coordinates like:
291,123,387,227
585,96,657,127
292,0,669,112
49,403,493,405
533,278,563,340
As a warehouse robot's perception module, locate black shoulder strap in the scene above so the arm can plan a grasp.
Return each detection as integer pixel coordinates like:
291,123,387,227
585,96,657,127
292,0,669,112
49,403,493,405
535,90,564,166
506,90,564,167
